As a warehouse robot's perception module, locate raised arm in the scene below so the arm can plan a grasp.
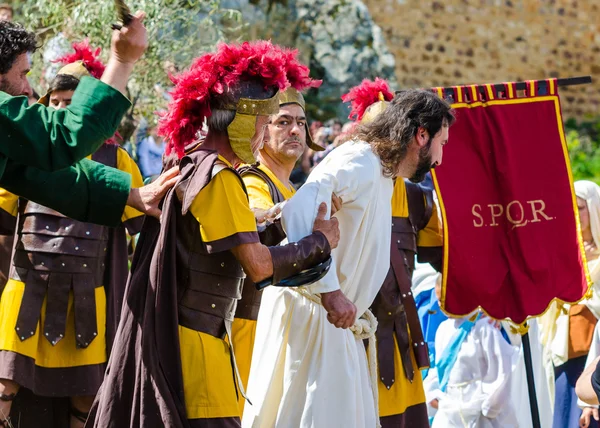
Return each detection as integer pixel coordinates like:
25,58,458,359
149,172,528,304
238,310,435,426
0,12,147,171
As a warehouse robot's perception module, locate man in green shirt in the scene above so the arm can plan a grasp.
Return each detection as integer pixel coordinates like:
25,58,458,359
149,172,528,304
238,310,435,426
0,15,178,227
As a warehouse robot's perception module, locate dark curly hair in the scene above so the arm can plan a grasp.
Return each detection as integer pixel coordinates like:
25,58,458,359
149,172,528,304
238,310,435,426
0,21,38,75
355,89,455,177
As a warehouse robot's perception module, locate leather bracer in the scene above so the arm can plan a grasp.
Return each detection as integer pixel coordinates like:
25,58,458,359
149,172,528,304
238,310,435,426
268,231,331,284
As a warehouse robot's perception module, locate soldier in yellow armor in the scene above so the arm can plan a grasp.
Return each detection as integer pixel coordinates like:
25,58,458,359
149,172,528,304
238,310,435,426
232,88,325,416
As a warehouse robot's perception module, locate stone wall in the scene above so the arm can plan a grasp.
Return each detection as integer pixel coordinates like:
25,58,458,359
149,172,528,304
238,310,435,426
363,0,600,120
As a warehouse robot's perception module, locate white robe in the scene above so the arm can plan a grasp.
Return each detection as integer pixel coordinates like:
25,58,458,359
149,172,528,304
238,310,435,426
424,318,520,428
504,319,554,428
242,140,393,428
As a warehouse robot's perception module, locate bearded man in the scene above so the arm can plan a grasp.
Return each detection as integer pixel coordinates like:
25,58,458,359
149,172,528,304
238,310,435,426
244,89,454,428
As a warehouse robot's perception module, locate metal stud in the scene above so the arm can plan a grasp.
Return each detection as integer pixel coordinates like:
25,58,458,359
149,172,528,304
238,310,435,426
16,327,19,331
402,294,406,298
388,312,392,316
45,332,48,336
211,303,216,308
59,334,63,338
386,386,391,390
41,262,45,266
45,225,50,230
421,341,425,345
65,226,70,231
414,343,418,347
30,331,33,335
408,291,412,296
21,337,24,340
83,264,87,268
93,332,97,336
86,231,90,235
221,262,225,267
397,240,400,244
77,334,81,338
217,283,221,287
391,223,394,227
293,263,297,267
61,263,65,267
75,246,79,251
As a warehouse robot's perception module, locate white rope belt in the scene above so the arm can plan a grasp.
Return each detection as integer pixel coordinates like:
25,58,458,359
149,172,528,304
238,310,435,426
293,287,381,427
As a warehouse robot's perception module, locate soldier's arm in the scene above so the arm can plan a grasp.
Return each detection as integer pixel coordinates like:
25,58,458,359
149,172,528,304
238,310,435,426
0,78,130,172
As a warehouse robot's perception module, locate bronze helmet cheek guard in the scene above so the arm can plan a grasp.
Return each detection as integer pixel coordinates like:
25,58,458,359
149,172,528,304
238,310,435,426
227,93,281,164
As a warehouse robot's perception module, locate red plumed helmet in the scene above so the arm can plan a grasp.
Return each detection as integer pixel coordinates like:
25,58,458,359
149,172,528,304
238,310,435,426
158,40,322,159
54,39,106,79
341,78,394,122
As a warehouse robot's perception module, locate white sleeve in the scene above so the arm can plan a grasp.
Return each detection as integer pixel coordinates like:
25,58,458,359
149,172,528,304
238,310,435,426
281,146,363,294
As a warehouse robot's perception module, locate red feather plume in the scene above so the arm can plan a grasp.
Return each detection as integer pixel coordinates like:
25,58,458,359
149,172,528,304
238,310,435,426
53,39,106,79
341,78,394,122
158,40,322,159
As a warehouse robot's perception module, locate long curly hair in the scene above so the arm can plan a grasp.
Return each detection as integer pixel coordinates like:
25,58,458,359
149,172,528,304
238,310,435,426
157,40,321,159
355,89,455,177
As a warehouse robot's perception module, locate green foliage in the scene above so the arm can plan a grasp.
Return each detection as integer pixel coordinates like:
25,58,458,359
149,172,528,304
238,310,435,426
17,0,245,121
565,118,600,185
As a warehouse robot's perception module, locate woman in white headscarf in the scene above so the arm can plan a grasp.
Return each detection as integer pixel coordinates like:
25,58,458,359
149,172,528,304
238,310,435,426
541,180,600,428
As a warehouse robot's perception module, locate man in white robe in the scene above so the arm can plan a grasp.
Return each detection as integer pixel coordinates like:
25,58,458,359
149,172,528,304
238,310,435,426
243,89,455,428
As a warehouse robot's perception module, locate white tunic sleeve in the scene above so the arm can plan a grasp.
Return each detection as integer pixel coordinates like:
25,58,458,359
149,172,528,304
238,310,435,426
281,141,374,294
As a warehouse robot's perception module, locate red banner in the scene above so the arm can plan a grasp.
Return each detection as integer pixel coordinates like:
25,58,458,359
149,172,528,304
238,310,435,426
432,80,590,325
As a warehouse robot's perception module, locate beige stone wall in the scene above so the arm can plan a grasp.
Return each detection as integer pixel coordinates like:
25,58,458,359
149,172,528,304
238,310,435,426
364,0,600,119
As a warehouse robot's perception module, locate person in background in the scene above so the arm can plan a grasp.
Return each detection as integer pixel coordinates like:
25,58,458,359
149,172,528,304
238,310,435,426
541,180,600,428
136,123,166,179
0,4,12,21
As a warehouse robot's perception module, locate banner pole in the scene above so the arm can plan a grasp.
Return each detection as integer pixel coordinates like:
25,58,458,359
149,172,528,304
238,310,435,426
522,325,542,428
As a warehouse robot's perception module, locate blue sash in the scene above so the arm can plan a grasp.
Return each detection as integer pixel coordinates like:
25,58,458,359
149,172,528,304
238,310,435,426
436,313,482,393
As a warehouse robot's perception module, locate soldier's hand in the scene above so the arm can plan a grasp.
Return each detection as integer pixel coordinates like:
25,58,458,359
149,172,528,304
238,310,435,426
321,290,357,329
312,202,340,249
111,10,148,65
126,166,179,218
331,193,342,216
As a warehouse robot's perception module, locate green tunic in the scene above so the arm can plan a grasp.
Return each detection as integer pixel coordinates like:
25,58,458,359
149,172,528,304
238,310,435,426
0,77,132,226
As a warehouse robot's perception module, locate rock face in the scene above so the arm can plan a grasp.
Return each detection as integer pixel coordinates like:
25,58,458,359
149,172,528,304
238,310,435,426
224,0,397,120
363,0,600,120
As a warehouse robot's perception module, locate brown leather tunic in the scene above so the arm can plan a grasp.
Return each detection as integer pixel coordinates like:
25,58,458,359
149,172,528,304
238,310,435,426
11,145,118,349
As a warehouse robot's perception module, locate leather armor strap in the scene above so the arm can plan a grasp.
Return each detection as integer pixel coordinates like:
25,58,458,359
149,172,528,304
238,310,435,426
268,231,331,284
404,180,434,232
44,273,71,345
91,143,119,167
238,164,286,205
72,273,99,348
390,245,429,370
15,270,48,342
